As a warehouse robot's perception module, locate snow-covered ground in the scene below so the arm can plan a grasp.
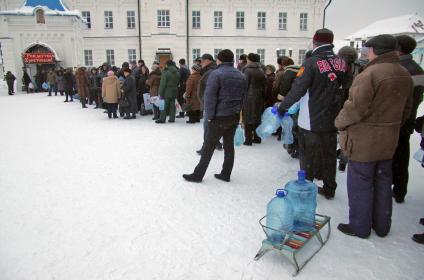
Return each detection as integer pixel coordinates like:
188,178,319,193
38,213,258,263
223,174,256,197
0,90,423,280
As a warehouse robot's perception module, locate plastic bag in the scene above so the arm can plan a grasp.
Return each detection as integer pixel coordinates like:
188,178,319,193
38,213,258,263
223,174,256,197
234,124,245,146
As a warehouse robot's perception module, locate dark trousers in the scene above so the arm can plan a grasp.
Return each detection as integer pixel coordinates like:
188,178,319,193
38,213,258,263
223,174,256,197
203,116,223,149
347,160,393,238
89,88,99,105
80,96,87,108
392,134,410,200
48,84,57,96
188,110,201,123
298,128,337,192
153,105,160,120
7,82,14,95
244,123,261,144
193,115,239,179
65,90,73,101
106,103,118,118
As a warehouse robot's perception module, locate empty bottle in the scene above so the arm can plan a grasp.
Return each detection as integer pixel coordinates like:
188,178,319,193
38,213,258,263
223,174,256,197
288,101,300,115
266,189,294,244
285,170,317,232
234,124,245,146
281,112,294,145
256,106,283,140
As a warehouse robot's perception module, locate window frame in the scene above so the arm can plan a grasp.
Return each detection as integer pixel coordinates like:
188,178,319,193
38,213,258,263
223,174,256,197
192,10,200,29
104,10,113,29
127,10,136,29
214,11,223,29
82,11,91,29
257,11,266,30
84,50,93,66
300,13,308,31
106,49,115,66
279,12,287,30
157,9,170,28
236,11,245,30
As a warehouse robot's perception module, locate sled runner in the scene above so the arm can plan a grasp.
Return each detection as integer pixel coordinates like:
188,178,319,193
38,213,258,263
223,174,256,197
254,214,331,276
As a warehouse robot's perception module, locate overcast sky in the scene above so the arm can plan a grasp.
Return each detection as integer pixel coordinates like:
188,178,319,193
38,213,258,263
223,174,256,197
326,0,424,39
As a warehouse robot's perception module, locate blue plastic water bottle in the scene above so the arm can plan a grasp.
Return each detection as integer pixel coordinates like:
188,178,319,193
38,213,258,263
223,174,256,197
288,101,300,115
281,112,294,145
234,124,245,146
266,189,294,244
256,106,283,140
285,170,317,232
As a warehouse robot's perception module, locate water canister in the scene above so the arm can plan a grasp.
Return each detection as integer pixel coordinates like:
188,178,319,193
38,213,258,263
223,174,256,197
285,170,317,232
281,112,294,145
256,106,283,140
265,189,294,244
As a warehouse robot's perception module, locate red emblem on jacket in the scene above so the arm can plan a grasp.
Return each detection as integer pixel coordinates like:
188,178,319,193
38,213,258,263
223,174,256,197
328,72,337,81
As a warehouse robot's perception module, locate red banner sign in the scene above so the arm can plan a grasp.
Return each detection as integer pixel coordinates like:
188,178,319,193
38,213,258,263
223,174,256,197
23,53,55,64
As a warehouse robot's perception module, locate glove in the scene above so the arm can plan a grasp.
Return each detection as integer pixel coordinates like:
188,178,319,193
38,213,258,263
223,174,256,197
277,94,284,101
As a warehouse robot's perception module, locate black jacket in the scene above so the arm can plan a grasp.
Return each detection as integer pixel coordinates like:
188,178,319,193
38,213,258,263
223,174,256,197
63,72,74,91
399,54,424,136
278,44,347,132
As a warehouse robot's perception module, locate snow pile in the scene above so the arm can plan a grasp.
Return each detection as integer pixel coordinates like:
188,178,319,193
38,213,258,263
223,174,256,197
0,92,423,280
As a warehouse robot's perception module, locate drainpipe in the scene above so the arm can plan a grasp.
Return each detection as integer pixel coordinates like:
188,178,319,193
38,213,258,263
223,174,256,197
137,0,142,59
322,0,332,28
186,0,189,65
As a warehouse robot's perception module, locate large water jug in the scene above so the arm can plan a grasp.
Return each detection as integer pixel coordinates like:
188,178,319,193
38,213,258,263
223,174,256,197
413,148,424,166
281,113,294,145
285,170,317,232
234,124,245,146
288,101,300,115
256,106,283,140
265,189,294,244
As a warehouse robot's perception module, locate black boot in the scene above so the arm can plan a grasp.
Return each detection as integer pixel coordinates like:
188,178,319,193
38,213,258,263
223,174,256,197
183,173,202,183
337,224,358,237
176,112,185,118
214,174,230,182
412,233,424,244
318,187,335,200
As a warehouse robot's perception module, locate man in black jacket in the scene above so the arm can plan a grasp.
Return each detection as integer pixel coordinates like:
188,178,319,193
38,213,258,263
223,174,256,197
392,35,424,203
277,28,347,199
183,50,247,183
177,58,190,118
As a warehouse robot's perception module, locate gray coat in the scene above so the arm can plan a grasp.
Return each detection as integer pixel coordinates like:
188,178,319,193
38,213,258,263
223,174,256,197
242,63,266,124
122,75,138,114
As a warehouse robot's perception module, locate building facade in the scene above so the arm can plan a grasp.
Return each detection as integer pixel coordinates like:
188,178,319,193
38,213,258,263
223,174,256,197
0,0,326,88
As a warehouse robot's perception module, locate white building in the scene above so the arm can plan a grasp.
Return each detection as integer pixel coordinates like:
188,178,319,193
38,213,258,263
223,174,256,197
345,13,424,67
0,0,327,88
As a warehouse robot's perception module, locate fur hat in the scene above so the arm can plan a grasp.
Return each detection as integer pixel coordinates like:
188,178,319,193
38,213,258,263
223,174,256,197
396,35,417,54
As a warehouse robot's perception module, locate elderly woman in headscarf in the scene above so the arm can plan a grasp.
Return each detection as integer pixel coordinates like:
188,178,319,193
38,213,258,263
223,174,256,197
102,70,121,119
184,64,202,123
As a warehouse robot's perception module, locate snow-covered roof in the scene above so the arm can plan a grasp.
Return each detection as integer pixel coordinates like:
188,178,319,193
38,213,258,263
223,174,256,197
0,0,82,19
345,14,424,40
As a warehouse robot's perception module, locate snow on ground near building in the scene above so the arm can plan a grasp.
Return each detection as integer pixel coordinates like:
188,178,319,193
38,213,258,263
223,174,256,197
0,91,423,280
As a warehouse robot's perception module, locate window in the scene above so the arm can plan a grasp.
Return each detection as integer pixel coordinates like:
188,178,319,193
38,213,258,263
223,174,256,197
192,48,201,63
106,49,115,66
104,11,113,29
236,49,244,60
257,49,265,64
300,13,308,31
277,49,286,57
192,11,200,29
279,12,287,30
236,11,244,29
214,11,223,29
36,9,45,24
82,11,91,29
157,10,170,27
257,12,266,30
128,49,137,63
214,49,222,60
127,11,136,29
298,49,307,64
84,50,93,66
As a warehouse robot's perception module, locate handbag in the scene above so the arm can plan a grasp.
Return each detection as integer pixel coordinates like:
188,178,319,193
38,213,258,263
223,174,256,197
119,96,130,108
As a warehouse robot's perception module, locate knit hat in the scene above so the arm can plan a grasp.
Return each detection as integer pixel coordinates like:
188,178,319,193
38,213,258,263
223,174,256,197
201,53,214,61
396,35,417,54
364,34,397,55
217,49,234,63
191,64,202,72
313,28,334,44
247,53,260,63
107,70,114,76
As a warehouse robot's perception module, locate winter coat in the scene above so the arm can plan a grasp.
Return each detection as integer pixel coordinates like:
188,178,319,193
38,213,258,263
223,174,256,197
398,54,424,137
46,72,57,85
158,65,180,99
137,74,148,95
57,74,65,91
237,62,247,71
146,68,161,97
242,63,266,124
185,72,201,111
198,62,217,108
89,73,102,90
277,44,348,132
102,76,121,104
204,63,247,119
279,66,300,97
272,68,284,99
122,75,138,113
5,72,15,85
264,73,276,108
75,69,90,98
179,66,191,94
335,51,413,162
63,72,74,91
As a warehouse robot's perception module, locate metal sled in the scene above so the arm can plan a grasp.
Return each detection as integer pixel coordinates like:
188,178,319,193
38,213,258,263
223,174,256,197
254,214,331,276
